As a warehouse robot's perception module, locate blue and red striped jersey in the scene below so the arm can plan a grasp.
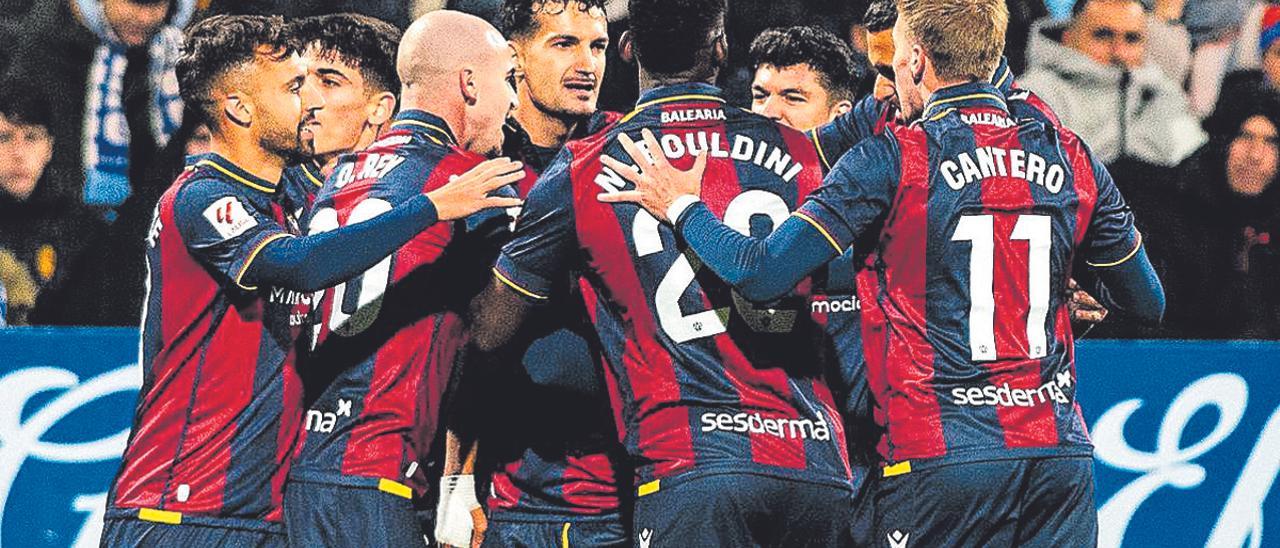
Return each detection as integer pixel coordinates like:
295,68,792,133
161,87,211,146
483,309,626,517
495,83,852,488
289,110,525,497
486,111,627,519
109,153,310,530
804,58,1065,467
795,82,1141,468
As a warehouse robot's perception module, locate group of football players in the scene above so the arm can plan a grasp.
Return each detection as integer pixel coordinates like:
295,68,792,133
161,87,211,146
100,0,1164,546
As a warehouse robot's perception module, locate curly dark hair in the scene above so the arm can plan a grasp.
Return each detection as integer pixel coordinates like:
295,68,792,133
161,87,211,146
863,0,897,33
177,15,297,126
291,13,402,95
749,26,859,103
499,0,608,40
628,0,727,76
0,82,52,129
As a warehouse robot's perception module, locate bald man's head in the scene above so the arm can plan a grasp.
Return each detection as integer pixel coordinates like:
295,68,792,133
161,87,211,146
397,10,518,156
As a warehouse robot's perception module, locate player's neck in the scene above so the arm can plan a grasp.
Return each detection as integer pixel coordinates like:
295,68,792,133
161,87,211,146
513,102,579,149
638,67,719,95
316,122,390,176
400,87,464,144
210,135,286,186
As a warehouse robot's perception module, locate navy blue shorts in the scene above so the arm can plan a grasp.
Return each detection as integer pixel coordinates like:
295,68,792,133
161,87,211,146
99,518,284,548
631,473,854,548
283,479,425,548
872,456,1098,547
481,515,628,548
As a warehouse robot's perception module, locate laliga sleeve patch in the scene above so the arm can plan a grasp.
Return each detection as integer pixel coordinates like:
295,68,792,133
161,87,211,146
202,196,259,240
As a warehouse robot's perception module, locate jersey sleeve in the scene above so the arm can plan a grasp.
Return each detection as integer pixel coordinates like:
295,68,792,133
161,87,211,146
809,95,885,172
364,151,466,273
1082,152,1142,268
172,178,291,291
493,148,579,302
794,133,902,253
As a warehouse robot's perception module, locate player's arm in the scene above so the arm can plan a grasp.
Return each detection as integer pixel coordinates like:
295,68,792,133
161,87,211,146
240,159,525,292
599,129,899,302
808,94,885,171
471,150,580,353
1081,153,1165,322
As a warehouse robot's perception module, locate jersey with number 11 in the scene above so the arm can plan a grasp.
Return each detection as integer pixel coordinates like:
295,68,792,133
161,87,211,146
495,83,851,488
796,84,1141,467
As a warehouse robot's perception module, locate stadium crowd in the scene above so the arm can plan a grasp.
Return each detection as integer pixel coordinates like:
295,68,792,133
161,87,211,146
0,0,1272,338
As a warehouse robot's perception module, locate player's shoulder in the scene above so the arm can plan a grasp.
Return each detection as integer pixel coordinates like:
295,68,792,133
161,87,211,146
1007,86,1064,129
170,157,268,213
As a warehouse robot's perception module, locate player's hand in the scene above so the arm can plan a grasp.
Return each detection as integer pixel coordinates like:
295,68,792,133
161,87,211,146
469,506,487,548
426,158,525,221
1067,278,1108,324
598,128,708,223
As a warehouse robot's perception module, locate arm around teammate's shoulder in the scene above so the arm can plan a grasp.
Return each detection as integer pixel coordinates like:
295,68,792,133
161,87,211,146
241,158,525,292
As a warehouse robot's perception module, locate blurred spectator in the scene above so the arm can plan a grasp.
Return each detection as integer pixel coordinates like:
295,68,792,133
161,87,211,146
1168,97,1280,338
1175,0,1252,46
0,278,6,327
206,0,411,28
1022,0,1205,167
1214,6,1280,115
5,0,195,215
0,86,106,326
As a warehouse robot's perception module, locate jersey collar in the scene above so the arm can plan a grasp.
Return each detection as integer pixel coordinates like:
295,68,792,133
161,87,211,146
991,57,1015,96
623,82,727,123
920,81,1008,122
189,153,279,194
298,159,325,188
391,110,458,147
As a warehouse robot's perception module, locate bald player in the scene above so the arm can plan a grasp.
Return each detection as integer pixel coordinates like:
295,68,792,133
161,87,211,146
103,15,519,548
283,11,529,548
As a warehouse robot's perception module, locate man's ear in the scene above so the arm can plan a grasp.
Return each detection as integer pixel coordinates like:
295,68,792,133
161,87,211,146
509,40,528,83
224,92,251,128
712,33,729,67
831,99,854,118
460,68,478,106
619,30,635,64
911,44,926,85
367,91,397,126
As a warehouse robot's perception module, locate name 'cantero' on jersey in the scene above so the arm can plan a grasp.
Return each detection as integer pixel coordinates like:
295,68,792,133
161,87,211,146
940,146,1066,194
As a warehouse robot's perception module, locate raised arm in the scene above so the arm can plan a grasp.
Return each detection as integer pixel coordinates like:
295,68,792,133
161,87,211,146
599,129,899,302
242,158,525,292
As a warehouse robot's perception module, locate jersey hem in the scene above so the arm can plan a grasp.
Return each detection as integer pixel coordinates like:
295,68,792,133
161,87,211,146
640,464,855,494
879,445,1094,474
104,508,285,534
287,469,422,496
486,509,624,524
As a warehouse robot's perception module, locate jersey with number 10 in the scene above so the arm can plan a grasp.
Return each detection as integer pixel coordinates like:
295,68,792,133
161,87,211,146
795,83,1141,468
495,83,851,487
290,110,524,496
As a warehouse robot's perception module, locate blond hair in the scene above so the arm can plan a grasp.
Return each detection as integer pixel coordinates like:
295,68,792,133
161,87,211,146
897,0,1008,82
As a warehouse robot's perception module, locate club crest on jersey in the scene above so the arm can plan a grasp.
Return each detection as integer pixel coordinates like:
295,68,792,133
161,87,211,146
202,196,258,240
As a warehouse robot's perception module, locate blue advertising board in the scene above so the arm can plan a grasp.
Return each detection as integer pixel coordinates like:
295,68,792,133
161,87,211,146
0,330,1274,547
0,328,139,548
1077,341,1280,548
